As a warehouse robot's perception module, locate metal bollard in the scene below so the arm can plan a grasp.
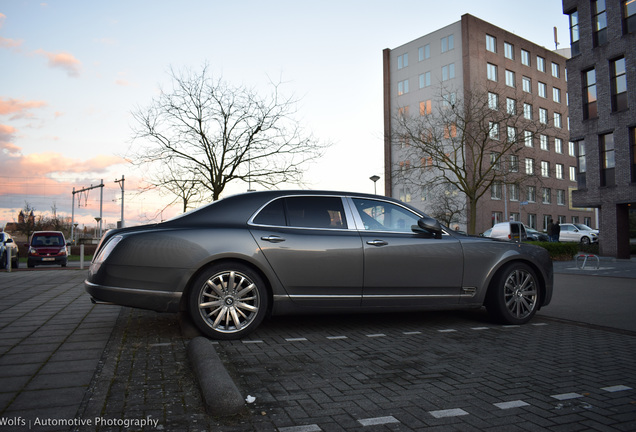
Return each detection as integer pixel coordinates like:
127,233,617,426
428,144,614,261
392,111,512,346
6,249,10,273
80,244,85,270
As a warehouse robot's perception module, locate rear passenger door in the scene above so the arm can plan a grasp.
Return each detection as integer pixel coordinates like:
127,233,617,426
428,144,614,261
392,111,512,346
249,195,364,307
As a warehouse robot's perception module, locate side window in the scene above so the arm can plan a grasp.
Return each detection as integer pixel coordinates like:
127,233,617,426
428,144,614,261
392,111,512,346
285,197,346,229
352,198,420,233
252,199,286,226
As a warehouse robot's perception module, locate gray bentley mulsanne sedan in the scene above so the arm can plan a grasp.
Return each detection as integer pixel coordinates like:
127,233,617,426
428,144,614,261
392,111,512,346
85,190,553,339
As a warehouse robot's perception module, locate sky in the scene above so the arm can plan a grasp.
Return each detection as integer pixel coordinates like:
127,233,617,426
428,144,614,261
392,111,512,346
0,0,570,233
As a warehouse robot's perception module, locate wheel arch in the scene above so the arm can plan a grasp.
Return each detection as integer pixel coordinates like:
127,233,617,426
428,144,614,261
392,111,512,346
484,258,548,308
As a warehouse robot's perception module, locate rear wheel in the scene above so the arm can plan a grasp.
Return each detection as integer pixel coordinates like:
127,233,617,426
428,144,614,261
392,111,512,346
486,262,540,325
188,262,268,340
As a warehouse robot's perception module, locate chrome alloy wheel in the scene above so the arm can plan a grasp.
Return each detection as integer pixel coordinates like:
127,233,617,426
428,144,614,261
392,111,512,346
503,268,538,320
197,270,261,334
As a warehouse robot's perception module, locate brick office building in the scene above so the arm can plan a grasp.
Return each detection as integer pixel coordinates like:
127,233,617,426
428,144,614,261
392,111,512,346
383,14,596,235
562,0,635,258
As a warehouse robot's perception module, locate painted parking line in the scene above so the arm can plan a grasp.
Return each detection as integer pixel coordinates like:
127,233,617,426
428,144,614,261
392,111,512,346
366,333,386,338
278,425,321,432
326,335,347,340
494,400,530,409
602,385,632,392
357,416,399,426
285,337,308,342
429,408,469,418
551,392,584,400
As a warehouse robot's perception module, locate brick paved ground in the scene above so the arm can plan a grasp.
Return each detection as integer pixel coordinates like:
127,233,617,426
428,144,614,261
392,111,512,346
78,306,636,431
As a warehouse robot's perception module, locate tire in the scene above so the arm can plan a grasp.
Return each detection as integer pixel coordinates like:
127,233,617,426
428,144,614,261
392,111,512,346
486,262,540,325
580,236,591,245
188,262,269,340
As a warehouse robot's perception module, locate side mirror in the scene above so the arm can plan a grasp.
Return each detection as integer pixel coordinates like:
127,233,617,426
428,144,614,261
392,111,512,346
4,238,12,244
414,216,443,239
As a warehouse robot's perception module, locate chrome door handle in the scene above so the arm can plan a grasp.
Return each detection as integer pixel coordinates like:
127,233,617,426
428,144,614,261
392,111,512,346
366,240,388,246
261,235,286,243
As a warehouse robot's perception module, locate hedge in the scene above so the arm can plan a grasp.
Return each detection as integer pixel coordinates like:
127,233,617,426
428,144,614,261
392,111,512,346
528,241,599,261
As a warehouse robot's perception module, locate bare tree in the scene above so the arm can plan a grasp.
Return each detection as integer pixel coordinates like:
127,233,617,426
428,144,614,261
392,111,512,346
130,64,327,204
393,84,550,234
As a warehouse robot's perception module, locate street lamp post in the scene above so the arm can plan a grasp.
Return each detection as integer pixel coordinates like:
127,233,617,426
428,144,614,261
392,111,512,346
369,175,380,195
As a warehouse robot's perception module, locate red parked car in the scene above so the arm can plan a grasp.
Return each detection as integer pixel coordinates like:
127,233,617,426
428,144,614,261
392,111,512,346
26,231,69,268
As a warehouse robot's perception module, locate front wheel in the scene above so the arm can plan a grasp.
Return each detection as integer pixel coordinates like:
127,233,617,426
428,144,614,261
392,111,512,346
486,262,540,325
580,236,591,245
188,262,269,340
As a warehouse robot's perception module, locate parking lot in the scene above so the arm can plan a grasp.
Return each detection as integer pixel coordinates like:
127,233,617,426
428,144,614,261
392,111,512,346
1,266,635,431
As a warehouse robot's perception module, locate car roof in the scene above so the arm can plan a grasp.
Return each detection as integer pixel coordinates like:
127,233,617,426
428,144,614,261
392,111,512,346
162,190,416,227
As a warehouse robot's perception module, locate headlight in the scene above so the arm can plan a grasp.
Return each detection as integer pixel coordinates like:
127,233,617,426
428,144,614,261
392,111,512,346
93,235,123,264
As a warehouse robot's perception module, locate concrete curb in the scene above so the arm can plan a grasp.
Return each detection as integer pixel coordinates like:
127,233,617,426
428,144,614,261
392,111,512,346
187,336,246,417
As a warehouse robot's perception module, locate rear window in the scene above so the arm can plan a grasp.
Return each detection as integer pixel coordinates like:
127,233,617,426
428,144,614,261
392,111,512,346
31,234,65,246
252,196,346,229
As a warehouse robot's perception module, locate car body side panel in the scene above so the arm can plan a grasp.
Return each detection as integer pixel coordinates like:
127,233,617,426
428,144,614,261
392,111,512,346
250,226,364,307
86,227,280,312
359,232,464,306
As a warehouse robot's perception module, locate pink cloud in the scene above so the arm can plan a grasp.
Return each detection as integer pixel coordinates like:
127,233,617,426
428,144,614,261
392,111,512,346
0,124,20,155
0,97,47,119
34,49,81,77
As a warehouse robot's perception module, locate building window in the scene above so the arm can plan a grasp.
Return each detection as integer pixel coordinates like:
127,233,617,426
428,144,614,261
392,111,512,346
624,0,636,34
491,182,502,200
486,34,496,52
504,42,514,59
443,92,456,107
509,184,519,201
419,72,431,88
583,69,598,119
525,130,533,147
578,141,587,188
506,98,516,114
553,87,561,103
611,57,628,112
593,0,608,46
442,63,455,81
539,108,548,124
569,10,580,55
542,188,551,204
510,155,519,172
398,79,409,95
557,189,566,205
554,112,562,128
488,92,499,110
570,166,577,181
540,134,549,151
527,186,536,202
505,70,515,87
537,56,546,72
523,103,533,120
420,100,432,116
551,62,560,78
489,122,499,140
441,34,454,52
522,76,532,93
526,158,535,175
541,161,550,177
555,138,564,154
507,126,516,143
398,53,408,69
538,82,547,98
521,49,530,66
528,213,537,229
419,44,430,61
556,163,564,179
600,132,615,187
487,63,498,81
569,141,576,156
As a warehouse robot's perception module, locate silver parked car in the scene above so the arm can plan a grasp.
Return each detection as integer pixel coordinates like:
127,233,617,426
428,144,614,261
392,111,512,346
85,191,553,339
559,223,599,244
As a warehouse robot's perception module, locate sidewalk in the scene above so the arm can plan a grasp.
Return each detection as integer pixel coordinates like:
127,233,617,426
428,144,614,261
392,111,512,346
0,270,120,431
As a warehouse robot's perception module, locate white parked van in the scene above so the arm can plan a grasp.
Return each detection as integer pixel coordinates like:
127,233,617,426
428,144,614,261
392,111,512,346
487,222,528,242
